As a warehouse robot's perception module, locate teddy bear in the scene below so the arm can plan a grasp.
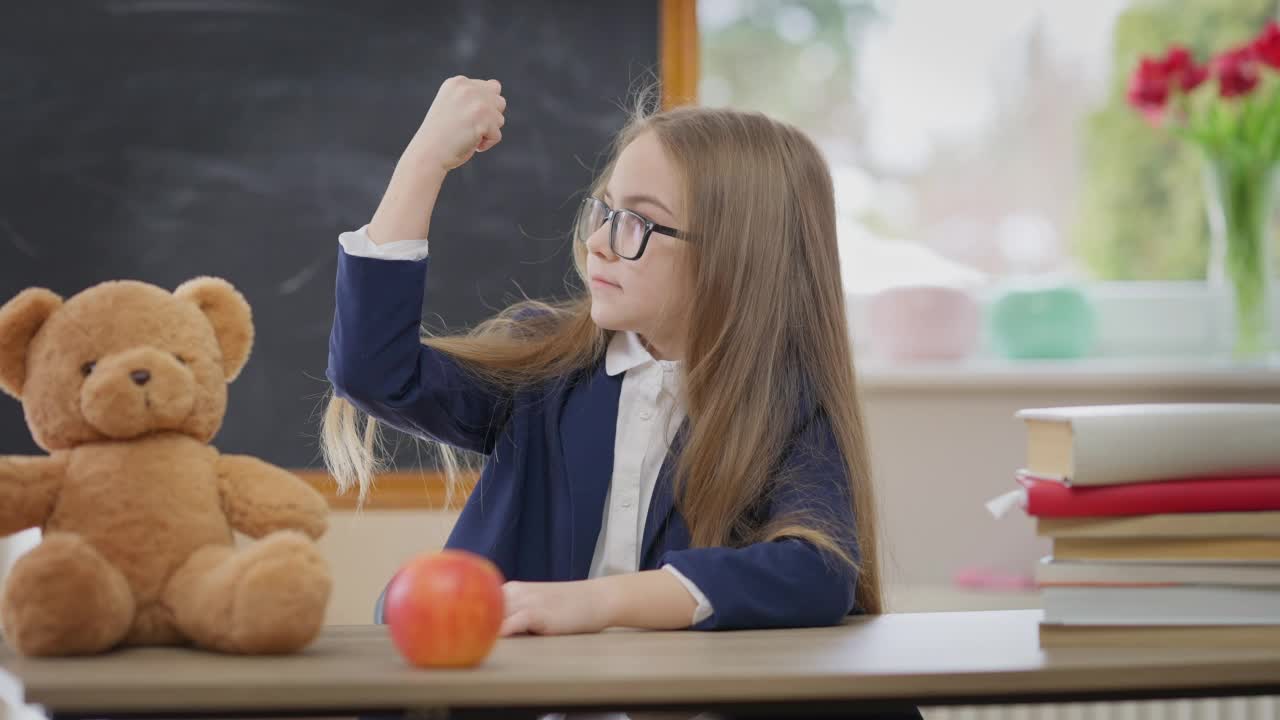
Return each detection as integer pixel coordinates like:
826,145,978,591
0,276,332,657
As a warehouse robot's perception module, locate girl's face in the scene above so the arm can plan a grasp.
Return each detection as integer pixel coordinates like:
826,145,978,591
584,131,693,360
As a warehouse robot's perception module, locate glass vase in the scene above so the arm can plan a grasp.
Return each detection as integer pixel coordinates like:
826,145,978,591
1202,154,1277,360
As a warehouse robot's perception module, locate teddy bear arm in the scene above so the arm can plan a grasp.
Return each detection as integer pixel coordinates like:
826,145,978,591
216,454,329,540
0,455,66,536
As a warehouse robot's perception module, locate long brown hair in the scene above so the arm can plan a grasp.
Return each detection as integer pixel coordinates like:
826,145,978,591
322,102,882,614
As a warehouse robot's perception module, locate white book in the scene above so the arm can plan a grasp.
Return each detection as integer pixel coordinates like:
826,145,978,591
1016,403,1280,486
1043,585,1280,625
1035,557,1280,587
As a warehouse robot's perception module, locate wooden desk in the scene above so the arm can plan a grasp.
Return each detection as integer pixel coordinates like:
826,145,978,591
4,610,1280,718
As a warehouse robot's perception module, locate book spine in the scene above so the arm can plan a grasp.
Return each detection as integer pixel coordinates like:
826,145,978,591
1021,474,1280,517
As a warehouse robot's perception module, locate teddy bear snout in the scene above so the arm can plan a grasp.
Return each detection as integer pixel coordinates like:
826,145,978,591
80,347,197,440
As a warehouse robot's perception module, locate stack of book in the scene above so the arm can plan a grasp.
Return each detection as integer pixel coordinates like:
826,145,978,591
1000,403,1280,648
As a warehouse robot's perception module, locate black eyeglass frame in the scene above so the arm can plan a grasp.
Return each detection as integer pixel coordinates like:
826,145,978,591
580,196,688,261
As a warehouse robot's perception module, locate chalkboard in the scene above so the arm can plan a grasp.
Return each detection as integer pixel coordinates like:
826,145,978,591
0,1,659,467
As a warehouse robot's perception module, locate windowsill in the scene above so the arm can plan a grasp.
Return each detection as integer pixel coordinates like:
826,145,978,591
847,281,1280,391
857,354,1280,391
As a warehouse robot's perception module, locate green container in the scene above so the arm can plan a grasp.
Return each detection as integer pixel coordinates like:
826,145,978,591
987,285,1095,360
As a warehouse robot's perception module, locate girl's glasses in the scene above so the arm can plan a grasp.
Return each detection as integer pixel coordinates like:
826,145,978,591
578,196,687,261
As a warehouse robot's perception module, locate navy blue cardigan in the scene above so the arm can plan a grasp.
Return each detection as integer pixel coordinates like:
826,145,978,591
327,249,864,630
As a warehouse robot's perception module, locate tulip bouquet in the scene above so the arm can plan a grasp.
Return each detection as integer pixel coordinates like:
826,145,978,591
1128,22,1280,359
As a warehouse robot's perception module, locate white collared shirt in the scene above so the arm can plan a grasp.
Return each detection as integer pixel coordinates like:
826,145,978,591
339,226,713,625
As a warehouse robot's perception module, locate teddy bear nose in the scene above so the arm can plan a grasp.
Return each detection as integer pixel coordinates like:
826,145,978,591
130,370,151,386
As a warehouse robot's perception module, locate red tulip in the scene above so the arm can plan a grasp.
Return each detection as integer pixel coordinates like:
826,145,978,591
1128,46,1210,124
1214,45,1260,98
1128,56,1172,122
1164,46,1209,91
1253,21,1280,69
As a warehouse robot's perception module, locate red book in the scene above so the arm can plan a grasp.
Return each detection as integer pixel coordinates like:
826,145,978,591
1017,473,1280,517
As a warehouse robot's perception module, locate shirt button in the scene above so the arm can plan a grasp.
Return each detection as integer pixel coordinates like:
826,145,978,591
640,410,652,420
621,499,633,508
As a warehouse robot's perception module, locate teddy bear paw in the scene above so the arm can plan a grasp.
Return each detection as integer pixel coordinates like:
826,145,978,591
227,531,332,654
0,533,135,656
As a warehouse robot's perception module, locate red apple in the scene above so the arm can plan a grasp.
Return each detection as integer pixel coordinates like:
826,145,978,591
384,550,505,668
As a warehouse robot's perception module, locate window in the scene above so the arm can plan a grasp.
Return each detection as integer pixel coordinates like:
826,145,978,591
699,0,1280,290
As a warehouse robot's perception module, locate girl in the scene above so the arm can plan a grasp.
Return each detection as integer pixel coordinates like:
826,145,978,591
324,76,882,638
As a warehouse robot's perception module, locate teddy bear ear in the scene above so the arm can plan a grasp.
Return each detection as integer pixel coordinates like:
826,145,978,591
0,288,64,400
174,277,254,381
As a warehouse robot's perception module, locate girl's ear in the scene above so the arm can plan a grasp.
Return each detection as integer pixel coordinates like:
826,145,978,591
174,277,254,381
0,288,64,399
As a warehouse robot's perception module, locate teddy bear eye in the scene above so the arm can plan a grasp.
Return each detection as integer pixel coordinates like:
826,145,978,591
81,361,97,377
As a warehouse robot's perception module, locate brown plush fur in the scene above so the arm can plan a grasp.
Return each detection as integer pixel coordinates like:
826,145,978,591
0,278,331,657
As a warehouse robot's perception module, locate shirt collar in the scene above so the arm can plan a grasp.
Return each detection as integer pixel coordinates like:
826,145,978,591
605,331,680,376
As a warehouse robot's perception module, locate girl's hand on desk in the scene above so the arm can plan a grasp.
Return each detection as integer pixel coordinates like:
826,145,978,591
499,571,699,636
500,579,610,636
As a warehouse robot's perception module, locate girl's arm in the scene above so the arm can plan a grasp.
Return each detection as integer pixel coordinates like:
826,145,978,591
498,413,863,635
658,412,862,631
500,570,699,636
369,76,505,245
328,76,511,454
328,250,512,454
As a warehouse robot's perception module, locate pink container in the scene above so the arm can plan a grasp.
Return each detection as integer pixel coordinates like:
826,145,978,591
866,285,980,362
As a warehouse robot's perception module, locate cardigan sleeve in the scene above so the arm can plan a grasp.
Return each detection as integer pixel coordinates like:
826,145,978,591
326,245,512,454
659,412,863,630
